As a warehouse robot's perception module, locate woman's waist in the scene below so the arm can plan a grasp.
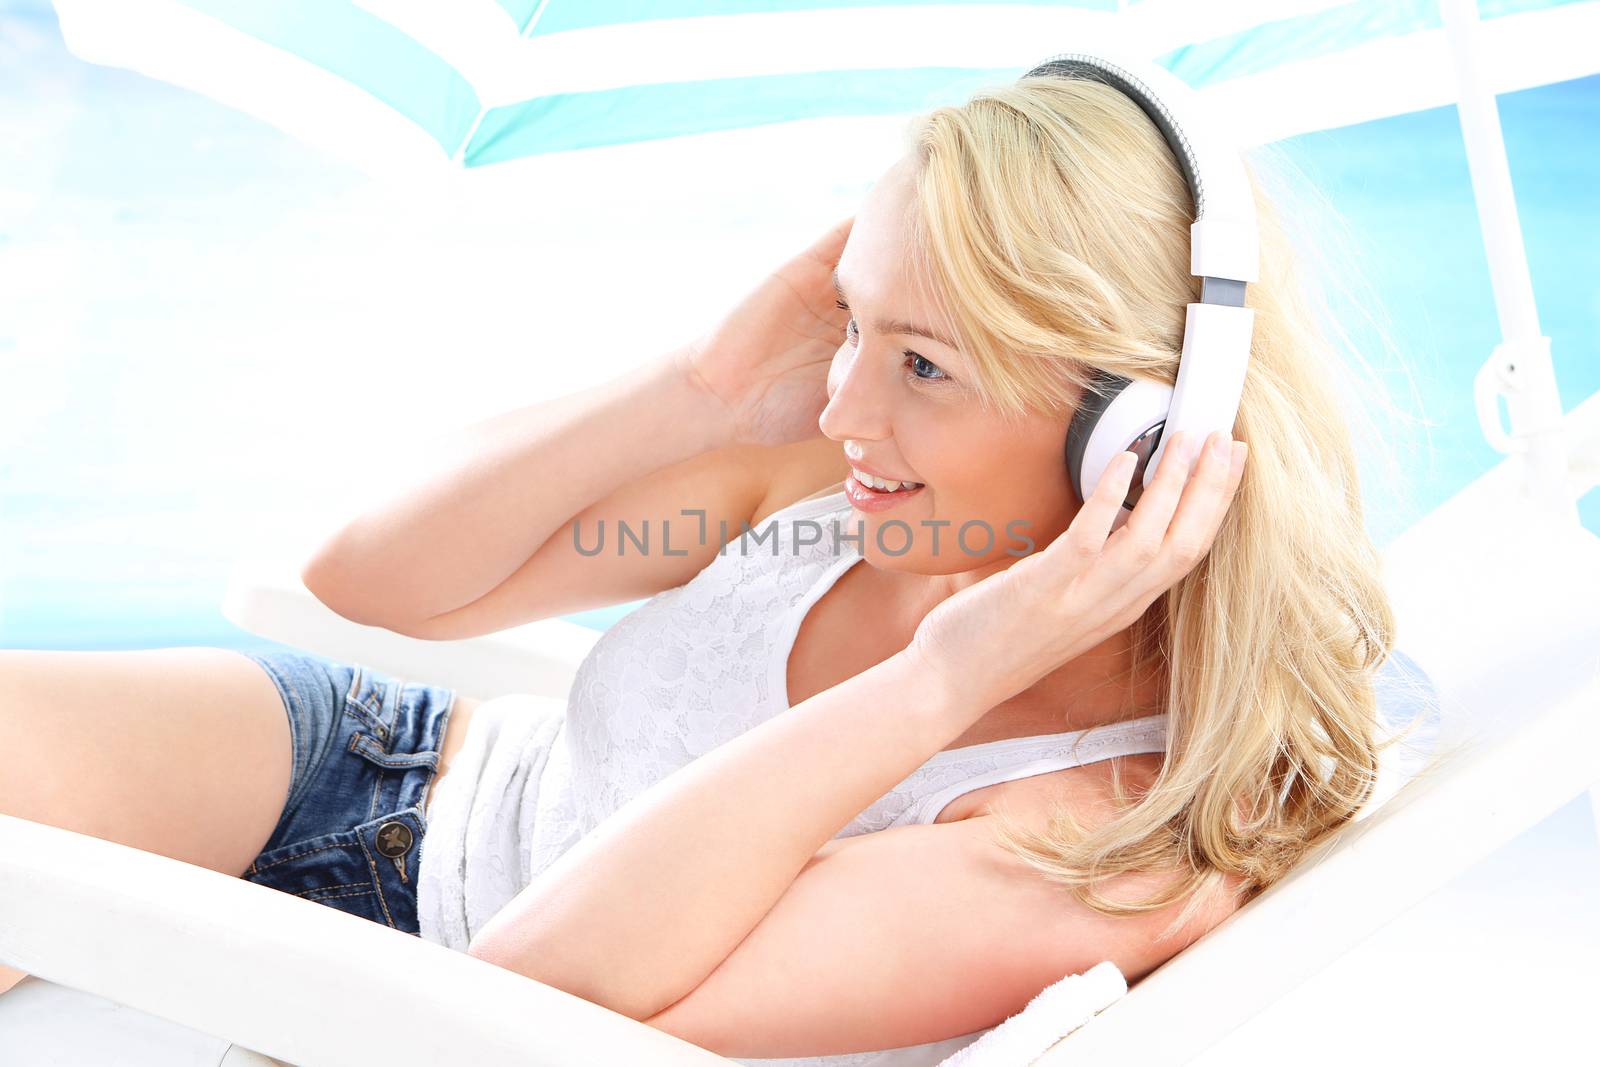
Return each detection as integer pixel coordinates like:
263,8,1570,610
424,692,568,821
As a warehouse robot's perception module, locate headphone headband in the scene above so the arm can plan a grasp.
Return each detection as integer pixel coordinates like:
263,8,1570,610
1020,49,1258,526
1023,51,1259,288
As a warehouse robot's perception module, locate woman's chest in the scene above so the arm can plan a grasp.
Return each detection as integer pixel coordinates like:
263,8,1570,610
784,560,911,710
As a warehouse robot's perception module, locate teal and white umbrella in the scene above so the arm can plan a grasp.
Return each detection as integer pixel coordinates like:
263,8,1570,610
47,0,1596,518
50,0,1600,175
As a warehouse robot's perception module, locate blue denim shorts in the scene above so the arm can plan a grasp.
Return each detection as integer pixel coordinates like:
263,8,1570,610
238,650,457,936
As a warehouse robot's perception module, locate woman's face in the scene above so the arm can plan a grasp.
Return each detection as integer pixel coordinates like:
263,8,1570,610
820,154,1083,577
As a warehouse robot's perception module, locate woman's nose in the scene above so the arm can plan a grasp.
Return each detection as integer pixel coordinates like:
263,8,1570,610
819,346,895,443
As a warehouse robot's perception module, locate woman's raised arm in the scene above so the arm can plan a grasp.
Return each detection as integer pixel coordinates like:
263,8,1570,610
300,217,853,635
298,348,741,633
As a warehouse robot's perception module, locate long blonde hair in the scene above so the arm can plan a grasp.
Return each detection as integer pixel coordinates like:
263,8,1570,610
900,74,1434,939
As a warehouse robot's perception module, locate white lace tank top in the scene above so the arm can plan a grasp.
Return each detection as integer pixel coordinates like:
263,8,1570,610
415,488,1169,1067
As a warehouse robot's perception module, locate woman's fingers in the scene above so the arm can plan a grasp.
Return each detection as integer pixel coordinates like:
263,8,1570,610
1034,428,1242,605
1113,429,1202,559
1054,447,1139,562
1163,433,1247,566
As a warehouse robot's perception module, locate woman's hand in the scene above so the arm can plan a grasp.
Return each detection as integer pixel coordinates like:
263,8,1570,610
674,216,854,448
907,429,1249,713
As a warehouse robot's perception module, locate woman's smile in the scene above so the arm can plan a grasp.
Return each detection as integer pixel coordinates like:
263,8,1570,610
844,469,926,512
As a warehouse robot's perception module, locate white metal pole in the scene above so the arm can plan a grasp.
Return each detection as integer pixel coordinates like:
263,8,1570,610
1438,0,1576,526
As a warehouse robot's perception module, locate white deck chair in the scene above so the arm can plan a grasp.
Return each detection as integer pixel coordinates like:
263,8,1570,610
4,400,1599,1066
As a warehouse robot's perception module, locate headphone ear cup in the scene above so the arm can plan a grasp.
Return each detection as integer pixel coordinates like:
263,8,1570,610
1066,369,1170,511
1064,368,1127,505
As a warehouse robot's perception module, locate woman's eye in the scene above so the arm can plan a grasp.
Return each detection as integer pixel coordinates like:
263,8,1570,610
836,300,949,384
907,352,948,382
836,300,857,344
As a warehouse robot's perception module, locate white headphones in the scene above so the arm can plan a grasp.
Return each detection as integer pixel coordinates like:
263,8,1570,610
1022,50,1259,531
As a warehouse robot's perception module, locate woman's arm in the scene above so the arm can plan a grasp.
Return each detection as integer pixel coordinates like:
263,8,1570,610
302,218,853,633
465,647,970,1022
299,348,735,630
464,427,1247,1023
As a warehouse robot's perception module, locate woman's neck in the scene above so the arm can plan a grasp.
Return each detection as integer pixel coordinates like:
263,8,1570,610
868,560,1167,735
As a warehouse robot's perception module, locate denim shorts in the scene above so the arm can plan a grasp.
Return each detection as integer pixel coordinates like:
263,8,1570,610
238,650,457,936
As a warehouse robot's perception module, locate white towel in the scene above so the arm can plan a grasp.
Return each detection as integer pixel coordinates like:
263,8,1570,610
934,961,1127,1067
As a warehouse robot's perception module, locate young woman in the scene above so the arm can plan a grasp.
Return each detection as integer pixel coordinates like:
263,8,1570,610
2,74,1405,1065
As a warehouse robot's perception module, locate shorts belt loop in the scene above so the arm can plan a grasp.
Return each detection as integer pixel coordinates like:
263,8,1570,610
343,665,390,742
380,671,401,727
343,664,365,711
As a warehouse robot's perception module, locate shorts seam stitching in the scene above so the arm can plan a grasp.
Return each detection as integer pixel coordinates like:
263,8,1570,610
356,830,398,928
295,882,372,896
248,840,352,874
245,653,307,831
297,888,375,903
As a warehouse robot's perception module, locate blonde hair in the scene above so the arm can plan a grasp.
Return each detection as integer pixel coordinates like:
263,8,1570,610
899,74,1437,941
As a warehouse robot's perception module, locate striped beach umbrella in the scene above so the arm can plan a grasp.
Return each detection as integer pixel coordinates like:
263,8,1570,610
48,0,1600,178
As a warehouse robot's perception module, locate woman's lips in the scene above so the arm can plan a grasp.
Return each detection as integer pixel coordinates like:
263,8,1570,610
844,472,926,513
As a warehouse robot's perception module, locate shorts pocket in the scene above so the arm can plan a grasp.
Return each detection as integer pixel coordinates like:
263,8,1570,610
242,806,426,934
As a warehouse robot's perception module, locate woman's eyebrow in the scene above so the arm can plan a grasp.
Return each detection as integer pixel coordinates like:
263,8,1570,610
833,267,960,351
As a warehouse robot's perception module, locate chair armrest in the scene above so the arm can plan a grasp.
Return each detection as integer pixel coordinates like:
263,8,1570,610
0,814,729,1067
222,556,601,700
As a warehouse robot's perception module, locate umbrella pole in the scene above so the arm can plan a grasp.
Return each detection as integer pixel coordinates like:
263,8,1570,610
1438,0,1576,525
1438,0,1597,845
